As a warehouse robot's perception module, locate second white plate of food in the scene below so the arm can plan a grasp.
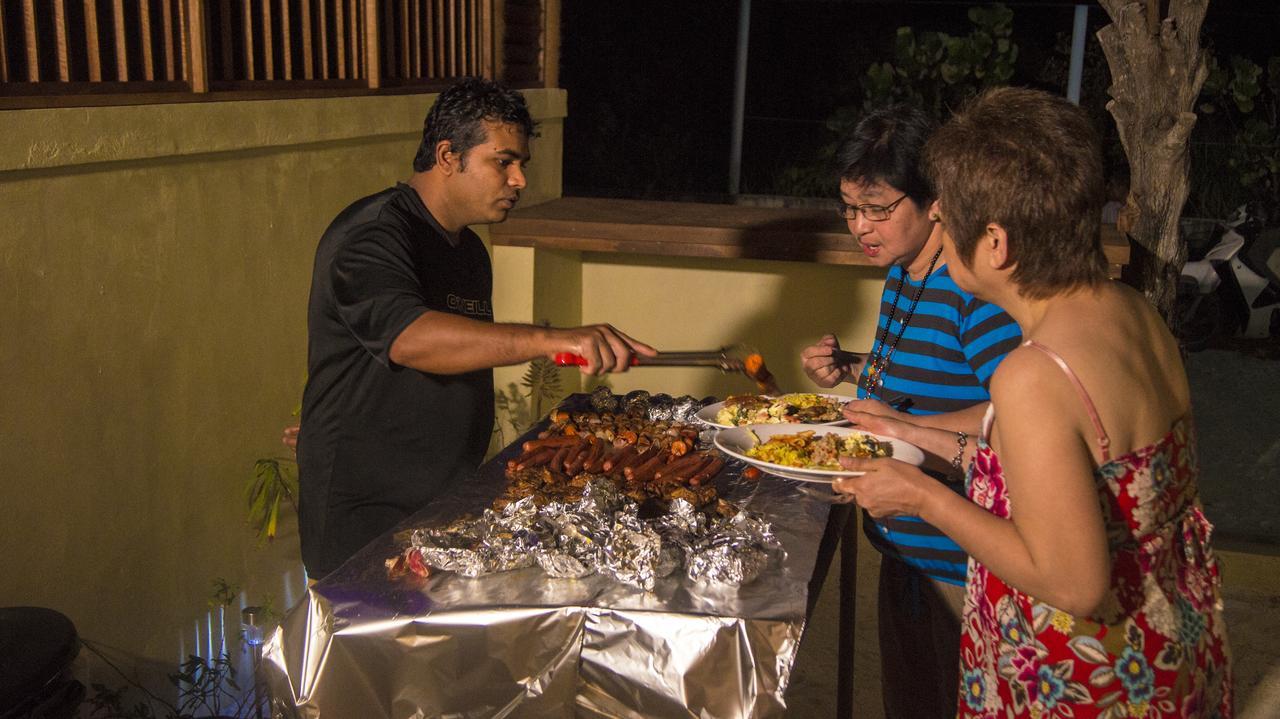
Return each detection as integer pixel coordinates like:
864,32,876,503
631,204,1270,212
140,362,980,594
714,424,924,483
695,393,854,429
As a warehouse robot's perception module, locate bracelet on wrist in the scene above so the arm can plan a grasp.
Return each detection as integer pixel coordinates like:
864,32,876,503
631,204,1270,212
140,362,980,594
950,431,969,477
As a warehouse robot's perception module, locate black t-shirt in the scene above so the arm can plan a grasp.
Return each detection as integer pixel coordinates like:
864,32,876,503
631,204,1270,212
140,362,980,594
298,183,494,576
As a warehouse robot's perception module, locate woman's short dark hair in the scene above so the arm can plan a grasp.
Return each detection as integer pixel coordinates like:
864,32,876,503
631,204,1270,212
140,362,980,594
835,104,937,205
413,77,537,172
925,87,1108,298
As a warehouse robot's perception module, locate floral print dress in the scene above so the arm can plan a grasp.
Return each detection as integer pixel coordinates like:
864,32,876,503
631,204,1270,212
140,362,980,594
958,341,1232,719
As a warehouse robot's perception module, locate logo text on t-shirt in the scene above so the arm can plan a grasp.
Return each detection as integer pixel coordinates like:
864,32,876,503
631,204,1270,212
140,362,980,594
447,294,494,319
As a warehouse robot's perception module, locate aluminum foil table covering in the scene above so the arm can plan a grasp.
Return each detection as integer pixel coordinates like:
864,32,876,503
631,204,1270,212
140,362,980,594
262,395,834,719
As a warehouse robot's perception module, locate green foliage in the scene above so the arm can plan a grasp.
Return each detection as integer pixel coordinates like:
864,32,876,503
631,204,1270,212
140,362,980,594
246,457,298,544
1197,52,1280,220
492,356,566,448
774,3,1019,197
82,581,266,719
862,4,1017,116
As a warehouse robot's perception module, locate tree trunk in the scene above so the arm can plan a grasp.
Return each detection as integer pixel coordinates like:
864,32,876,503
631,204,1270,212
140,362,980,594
1096,0,1209,328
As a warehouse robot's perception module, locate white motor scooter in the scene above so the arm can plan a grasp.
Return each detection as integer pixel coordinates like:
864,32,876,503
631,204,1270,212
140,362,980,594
1178,206,1280,350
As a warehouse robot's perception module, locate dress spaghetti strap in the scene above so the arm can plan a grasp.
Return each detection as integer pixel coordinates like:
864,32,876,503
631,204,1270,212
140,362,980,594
1022,340,1112,462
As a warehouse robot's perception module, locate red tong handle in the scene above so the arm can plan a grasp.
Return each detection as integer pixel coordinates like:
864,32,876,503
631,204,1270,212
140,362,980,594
553,352,640,367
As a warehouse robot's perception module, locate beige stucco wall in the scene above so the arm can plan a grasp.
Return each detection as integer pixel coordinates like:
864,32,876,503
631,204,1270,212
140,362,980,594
490,248,887,404
0,89,566,669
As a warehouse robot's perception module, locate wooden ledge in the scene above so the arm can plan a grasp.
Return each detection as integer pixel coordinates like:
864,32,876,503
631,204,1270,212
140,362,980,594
490,197,1131,269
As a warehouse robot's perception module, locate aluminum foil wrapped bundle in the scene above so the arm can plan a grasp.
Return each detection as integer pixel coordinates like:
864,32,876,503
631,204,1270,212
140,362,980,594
646,393,675,421
413,500,542,577
534,549,595,579
598,513,672,591
478,527,541,573
588,385,621,414
476,498,546,573
622,390,651,416
418,546,493,577
651,498,707,564
668,395,702,423
575,476,626,516
685,510,785,586
713,510,786,556
410,519,483,551
537,501,610,578
686,542,770,586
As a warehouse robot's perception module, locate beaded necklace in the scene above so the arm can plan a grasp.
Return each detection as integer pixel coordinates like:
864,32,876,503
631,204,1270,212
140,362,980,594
861,246,944,393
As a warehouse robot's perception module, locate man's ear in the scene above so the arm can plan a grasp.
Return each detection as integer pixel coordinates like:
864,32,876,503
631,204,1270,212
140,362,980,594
434,140,457,174
985,223,1011,269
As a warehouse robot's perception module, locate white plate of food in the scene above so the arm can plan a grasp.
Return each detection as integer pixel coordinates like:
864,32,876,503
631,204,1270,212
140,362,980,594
714,424,924,483
695,393,853,429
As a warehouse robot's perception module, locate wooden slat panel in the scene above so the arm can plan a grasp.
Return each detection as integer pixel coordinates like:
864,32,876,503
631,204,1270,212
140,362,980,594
347,0,357,78
279,0,291,79
316,0,327,79
112,0,129,81
85,0,103,81
23,0,38,82
0,1,10,82
53,0,69,81
184,0,208,91
160,0,175,80
478,0,492,79
300,0,312,79
544,0,558,87
332,0,344,78
139,0,155,80
241,0,254,79
111,0,130,80
362,0,378,87
218,0,232,80
176,0,188,80
260,0,273,79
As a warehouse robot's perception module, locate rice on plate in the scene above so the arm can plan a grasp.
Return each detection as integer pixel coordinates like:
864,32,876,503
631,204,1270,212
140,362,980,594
745,429,892,470
714,393,845,427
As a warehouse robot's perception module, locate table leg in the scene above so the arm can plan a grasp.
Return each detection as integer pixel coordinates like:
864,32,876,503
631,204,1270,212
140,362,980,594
806,505,842,618
805,503,858,719
836,505,857,719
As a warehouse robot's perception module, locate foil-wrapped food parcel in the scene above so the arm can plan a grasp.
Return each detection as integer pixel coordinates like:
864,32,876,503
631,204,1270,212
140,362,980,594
385,388,785,591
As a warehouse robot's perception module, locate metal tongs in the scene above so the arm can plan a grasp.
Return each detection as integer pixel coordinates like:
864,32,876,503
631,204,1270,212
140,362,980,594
553,346,742,372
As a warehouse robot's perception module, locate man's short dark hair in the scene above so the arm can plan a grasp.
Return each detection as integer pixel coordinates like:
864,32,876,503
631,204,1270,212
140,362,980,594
835,104,937,206
413,77,537,172
924,87,1108,299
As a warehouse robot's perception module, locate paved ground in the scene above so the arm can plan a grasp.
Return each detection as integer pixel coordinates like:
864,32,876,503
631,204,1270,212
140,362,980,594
1187,347,1280,547
786,343,1280,717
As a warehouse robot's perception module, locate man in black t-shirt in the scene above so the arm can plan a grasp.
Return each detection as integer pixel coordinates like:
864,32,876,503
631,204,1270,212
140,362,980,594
297,78,654,579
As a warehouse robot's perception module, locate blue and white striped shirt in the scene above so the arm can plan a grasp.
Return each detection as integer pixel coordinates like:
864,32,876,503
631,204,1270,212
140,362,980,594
858,263,1021,585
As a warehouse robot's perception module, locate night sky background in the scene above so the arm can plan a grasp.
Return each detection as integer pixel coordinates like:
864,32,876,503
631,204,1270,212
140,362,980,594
557,0,1280,203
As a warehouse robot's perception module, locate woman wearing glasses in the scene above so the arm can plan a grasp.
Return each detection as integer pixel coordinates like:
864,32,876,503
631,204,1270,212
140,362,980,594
799,105,1021,719
836,88,1231,717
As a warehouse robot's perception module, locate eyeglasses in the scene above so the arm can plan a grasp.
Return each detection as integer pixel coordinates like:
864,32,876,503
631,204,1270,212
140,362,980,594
835,194,909,222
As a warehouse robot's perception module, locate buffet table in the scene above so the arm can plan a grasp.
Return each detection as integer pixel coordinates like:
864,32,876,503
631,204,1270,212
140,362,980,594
262,394,853,718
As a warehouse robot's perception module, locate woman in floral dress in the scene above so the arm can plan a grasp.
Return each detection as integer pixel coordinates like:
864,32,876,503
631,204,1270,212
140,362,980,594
834,87,1232,718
